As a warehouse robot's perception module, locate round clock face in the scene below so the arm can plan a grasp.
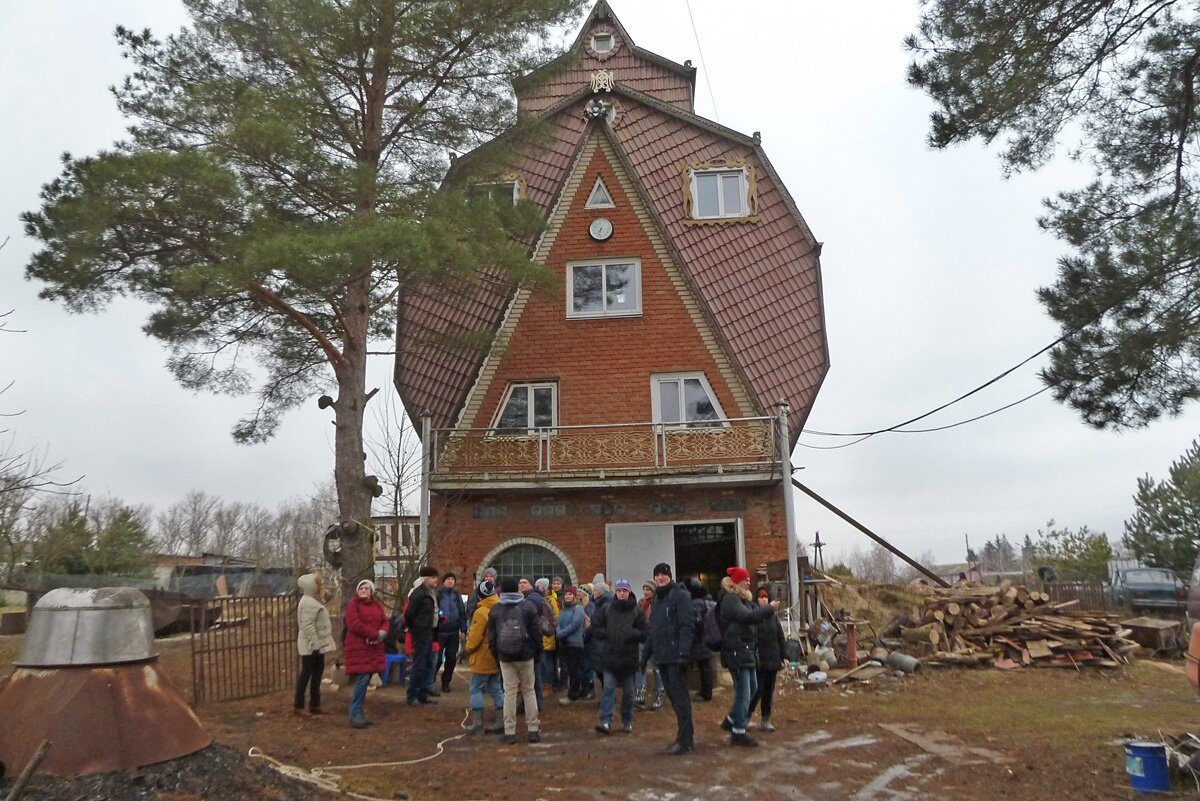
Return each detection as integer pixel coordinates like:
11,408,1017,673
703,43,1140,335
588,217,614,241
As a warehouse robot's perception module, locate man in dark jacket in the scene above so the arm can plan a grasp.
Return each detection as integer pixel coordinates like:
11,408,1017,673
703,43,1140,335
404,564,440,706
716,565,778,747
644,562,696,755
683,577,715,701
592,578,647,735
488,576,542,744
435,572,467,693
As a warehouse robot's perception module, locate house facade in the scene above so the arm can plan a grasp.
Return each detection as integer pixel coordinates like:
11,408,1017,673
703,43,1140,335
395,2,827,596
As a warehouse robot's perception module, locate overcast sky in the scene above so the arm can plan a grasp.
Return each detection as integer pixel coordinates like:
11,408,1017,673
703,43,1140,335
3,1,1197,568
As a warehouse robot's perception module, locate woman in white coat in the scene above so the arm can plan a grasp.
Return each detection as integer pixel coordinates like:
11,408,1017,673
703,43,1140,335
294,571,337,716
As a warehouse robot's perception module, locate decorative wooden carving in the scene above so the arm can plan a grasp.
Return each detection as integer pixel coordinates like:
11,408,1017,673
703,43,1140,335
681,157,760,226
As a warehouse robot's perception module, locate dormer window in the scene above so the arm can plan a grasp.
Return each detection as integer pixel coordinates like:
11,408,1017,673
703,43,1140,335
684,159,759,224
591,33,614,53
471,179,522,205
585,26,621,61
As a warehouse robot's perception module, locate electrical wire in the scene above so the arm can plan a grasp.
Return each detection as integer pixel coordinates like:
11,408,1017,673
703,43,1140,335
684,0,720,123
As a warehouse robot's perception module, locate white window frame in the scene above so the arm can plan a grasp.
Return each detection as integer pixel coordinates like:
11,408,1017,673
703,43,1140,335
591,32,614,53
651,372,729,428
584,176,616,209
689,167,749,220
566,257,642,319
490,382,558,436
472,180,520,206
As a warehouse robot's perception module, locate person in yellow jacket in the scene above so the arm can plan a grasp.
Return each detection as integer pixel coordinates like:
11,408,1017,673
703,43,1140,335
465,580,504,735
536,577,560,692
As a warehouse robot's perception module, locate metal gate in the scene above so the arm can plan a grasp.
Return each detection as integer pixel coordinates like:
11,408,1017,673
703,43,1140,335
189,593,298,704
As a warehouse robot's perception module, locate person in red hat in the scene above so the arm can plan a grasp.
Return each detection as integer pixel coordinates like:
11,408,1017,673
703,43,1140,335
716,565,779,747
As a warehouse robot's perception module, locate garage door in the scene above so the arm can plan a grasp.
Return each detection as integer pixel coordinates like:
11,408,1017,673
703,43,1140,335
605,523,675,587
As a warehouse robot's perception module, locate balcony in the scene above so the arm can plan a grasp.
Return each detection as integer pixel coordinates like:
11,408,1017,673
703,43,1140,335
429,416,782,491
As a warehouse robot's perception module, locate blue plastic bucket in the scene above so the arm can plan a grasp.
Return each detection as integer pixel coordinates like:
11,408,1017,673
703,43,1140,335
1125,740,1170,794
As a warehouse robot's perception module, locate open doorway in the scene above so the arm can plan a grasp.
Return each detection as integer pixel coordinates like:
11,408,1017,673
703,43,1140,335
674,522,737,598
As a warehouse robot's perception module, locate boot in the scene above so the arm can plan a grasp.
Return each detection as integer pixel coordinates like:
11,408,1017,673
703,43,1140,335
650,687,665,711
484,711,505,734
759,717,775,733
731,732,759,747
466,708,484,735
441,679,452,693
634,685,646,708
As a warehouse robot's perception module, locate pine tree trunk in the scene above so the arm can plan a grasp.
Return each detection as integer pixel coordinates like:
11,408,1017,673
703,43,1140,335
333,281,374,603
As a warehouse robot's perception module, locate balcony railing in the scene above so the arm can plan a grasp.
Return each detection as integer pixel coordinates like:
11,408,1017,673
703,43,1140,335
430,416,780,480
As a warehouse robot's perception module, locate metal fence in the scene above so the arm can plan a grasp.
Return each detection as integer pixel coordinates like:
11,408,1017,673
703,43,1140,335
189,593,298,704
1043,581,1110,611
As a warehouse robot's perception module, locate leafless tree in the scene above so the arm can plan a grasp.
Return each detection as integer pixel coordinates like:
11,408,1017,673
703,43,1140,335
848,542,898,584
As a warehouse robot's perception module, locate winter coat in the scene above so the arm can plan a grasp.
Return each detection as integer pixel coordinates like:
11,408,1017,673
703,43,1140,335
686,585,714,661
487,593,541,662
555,600,586,648
543,591,560,652
466,594,500,675
436,585,467,635
716,577,774,670
296,574,336,656
646,581,695,666
754,608,787,671
342,595,388,676
523,589,551,653
593,595,647,676
404,579,438,637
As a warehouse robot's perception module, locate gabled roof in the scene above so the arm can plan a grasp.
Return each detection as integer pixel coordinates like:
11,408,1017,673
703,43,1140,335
395,9,828,445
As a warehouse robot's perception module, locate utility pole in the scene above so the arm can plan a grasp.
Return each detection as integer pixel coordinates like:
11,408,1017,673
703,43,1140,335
811,531,825,572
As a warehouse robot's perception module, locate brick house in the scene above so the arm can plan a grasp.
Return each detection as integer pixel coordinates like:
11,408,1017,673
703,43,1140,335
394,2,827,596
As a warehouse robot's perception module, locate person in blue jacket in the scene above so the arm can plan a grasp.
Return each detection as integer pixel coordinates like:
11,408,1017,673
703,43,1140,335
554,586,588,702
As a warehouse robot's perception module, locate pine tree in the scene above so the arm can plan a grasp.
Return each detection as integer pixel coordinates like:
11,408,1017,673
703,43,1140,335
908,2,1200,427
21,0,583,597
1123,438,1200,577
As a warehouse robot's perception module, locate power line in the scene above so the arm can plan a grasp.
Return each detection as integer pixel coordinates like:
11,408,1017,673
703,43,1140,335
684,0,720,123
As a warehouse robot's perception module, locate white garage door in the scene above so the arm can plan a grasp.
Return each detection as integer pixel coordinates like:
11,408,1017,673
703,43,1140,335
605,523,675,587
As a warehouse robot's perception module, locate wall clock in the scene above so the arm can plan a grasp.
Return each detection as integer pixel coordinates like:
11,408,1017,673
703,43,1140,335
588,217,614,241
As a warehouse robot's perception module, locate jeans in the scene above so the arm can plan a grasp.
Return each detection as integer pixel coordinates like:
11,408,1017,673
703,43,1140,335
533,651,544,709
468,672,503,711
599,670,636,726
541,648,559,689
348,672,370,721
694,654,714,699
408,631,435,702
437,632,460,687
727,666,758,734
500,659,539,735
658,662,693,746
295,651,325,710
748,668,778,719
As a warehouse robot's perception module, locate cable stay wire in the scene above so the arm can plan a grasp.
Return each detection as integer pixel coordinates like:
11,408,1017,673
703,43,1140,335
684,0,720,123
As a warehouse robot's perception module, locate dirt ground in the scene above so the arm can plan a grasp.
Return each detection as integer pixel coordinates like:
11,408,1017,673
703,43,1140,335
3,630,1199,800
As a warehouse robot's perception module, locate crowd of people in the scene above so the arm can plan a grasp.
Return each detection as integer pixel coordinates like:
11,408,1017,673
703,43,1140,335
292,560,788,754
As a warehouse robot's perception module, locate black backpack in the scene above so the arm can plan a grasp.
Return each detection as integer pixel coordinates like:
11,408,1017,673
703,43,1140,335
701,599,722,649
496,604,529,658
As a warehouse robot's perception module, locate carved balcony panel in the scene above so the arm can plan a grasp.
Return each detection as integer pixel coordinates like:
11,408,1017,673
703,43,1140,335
662,419,774,465
548,429,658,469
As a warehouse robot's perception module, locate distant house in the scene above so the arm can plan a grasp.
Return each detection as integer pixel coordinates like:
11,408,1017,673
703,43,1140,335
394,2,827,595
370,514,422,594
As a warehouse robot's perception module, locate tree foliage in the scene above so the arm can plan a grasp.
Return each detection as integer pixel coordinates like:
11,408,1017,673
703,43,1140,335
24,498,154,577
1028,519,1114,581
908,1,1200,427
1123,437,1200,576
20,0,583,596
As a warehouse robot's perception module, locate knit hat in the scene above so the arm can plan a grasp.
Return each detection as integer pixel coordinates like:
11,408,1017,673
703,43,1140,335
442,571,457,581
563,585,578,597
419,564,439,578
535,577,550,591
727,566,750,585
499,576,519,594
483,566,498,580
642,581,655,592
684,577,707,599
757,586,771,600
613,579,632,592
552,575,563,584
592,572,607,586
652,562,672,579
356,579,376,593
593,580,609,595
578,583,592,596
478,580,496,598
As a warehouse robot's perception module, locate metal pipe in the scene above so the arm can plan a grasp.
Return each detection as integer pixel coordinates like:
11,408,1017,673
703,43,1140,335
790,478,950,588
779,402,802,629
420,410,431,550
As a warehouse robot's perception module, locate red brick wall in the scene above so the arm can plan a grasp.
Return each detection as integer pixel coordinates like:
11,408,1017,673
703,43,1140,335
467,143,747,430
426,482,788,586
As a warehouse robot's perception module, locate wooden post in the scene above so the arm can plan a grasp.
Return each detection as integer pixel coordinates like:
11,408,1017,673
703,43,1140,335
6,739,50,801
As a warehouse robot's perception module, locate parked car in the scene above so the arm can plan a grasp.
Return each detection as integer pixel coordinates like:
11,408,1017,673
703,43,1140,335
1110,567,1187,614
1188,558,1200,631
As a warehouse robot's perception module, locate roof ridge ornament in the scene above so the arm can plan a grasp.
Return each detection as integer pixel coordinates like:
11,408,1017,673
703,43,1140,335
590,69,615,94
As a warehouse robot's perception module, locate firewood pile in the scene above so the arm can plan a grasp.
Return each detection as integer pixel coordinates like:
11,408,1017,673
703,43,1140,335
891,580,1139,670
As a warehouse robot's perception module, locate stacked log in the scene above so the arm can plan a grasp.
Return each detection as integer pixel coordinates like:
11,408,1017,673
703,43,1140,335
898,580,1138,670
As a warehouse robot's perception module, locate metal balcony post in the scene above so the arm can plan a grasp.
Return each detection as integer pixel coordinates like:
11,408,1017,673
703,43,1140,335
420,411,431,547
778,401,800,635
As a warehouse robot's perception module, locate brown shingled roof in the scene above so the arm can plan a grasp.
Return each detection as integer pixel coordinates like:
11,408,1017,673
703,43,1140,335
395,4,827,443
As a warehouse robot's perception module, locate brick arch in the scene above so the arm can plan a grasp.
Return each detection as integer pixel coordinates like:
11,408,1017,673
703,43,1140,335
478,537,579,586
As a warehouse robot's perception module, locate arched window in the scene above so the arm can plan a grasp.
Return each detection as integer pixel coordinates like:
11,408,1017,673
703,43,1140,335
490,542,572,585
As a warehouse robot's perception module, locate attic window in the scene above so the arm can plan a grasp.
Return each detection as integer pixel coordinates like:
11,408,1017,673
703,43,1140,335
585,176,615,209
493,382,557,436
585,26,621,61
591,33,613,53
683,159,760,225
471,179,521,205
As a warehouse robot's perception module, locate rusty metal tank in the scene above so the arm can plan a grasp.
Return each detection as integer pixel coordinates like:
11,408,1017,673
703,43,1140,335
0,587,210,777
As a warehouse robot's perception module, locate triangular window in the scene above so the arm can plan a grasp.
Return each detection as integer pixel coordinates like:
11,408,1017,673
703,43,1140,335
584,176,615,209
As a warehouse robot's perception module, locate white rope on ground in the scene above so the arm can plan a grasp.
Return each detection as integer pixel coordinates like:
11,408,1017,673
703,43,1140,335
249,709,472,798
